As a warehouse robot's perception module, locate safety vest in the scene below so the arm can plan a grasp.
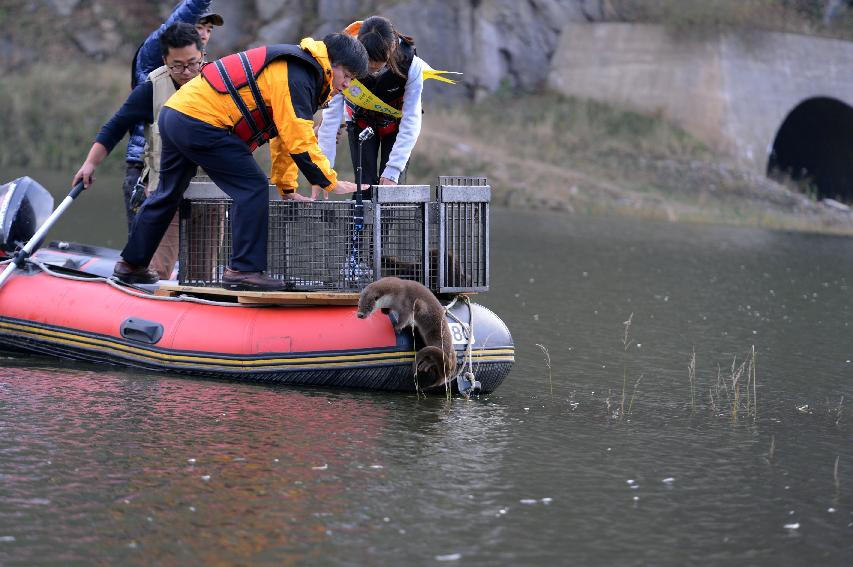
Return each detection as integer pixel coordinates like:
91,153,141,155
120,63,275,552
142,65,178,195
344,39,415,136
201,45,329,151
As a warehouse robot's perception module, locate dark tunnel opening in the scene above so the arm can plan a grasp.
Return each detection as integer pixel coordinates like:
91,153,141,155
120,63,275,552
767,97,853,202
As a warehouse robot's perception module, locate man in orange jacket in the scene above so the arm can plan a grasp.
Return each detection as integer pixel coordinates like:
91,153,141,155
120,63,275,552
111,33,368,290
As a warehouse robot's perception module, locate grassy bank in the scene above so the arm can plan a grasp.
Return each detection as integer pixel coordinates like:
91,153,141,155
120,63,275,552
4,62,851,235
610,0,853,41
0,63,129,174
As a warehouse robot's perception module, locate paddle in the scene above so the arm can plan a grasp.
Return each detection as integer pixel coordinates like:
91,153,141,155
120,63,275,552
0,181,85,289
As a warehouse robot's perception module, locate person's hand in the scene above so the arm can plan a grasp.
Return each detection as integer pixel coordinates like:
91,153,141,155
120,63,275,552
336,123,346,144
282,191,314,202
311,185,329,200
332,180,357,194
73,161,97,189
379,176,396,185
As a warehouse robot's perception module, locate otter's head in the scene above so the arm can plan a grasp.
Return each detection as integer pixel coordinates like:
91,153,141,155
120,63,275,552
356,288,378,319
357,278,400,319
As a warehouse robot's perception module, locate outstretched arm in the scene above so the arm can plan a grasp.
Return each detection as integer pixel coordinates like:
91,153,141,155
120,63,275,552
73,143,109,189
268,61,339,192
317,94,346,167
380,56,426,183
73,82,154,188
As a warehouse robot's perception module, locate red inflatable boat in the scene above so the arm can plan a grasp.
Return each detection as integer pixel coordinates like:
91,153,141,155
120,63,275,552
0,243,514,394
0,176,513,394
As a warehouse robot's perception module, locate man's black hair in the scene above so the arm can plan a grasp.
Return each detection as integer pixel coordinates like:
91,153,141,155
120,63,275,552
159,22,203,58
323,32,368,79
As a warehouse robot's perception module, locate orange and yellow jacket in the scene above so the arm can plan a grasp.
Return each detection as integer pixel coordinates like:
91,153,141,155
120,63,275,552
165,38,338,194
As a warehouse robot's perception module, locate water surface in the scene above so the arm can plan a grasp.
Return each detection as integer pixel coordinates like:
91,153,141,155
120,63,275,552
1,172,851,565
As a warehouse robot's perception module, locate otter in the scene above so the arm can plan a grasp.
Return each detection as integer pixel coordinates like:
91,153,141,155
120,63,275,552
357,277,457,389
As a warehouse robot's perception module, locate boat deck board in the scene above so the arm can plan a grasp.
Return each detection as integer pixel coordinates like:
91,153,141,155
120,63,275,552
155,284,360,305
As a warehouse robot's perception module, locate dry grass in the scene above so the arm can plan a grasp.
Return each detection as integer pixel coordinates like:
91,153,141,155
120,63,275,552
413,91,853,235
695,346,758,421
619,313,636,420
7,63,853,235
535,343,553,396
609,0,853,41
834,456,840,489
0,63,129,173
688,347,697,412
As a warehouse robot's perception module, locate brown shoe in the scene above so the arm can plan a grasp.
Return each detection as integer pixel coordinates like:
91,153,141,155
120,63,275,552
222,268,286,291
112,259,159,285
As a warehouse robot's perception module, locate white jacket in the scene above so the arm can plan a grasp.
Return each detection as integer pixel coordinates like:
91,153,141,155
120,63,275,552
318,55,429,183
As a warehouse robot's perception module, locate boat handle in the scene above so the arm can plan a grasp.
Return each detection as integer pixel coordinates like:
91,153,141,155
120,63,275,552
120,317,164,344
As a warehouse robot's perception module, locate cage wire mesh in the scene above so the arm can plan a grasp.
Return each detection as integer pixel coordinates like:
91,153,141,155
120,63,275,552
179,179,489,293
375,201,428,286
179,198,230,286
435,177,490,293
267,201,375,290
180,199,376,290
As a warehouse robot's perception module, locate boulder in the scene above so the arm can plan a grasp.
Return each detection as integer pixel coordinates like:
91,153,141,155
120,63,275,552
255,0,292,21
257,16,302,45
49,0,81,17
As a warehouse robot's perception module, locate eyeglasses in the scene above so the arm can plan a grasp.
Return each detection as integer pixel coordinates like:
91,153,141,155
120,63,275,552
167,61,202,73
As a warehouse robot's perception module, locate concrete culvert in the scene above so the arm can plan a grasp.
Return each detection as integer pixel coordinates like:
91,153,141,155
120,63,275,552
767,97,853,203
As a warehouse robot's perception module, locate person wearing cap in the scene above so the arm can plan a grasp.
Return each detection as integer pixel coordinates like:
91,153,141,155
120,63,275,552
194,11,223,46
110,33,369,291
121,1,223,233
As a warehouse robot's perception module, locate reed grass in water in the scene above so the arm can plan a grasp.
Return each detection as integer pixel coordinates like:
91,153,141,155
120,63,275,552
535,343,553,396
691,346,758,421
688,347,697,412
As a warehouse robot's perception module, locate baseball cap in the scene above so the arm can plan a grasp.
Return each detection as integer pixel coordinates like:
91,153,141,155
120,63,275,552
197,12,224,26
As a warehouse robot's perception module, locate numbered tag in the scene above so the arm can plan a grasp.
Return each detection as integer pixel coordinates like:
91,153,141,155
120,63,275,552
448,322,472,345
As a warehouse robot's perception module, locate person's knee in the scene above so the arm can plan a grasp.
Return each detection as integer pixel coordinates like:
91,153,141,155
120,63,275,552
243,173,270,199
248,171,268,187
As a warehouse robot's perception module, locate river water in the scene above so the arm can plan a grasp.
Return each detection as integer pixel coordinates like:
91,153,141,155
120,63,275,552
1,170,852,565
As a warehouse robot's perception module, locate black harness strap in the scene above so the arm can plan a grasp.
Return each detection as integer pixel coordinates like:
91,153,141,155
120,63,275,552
237,52,277,142
238,53,272,124
214,59,261,137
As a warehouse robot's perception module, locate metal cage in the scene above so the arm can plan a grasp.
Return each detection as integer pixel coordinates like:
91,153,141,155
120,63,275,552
372,185,430,286
178,178,489,293
178,182,377,291
434,177,490,293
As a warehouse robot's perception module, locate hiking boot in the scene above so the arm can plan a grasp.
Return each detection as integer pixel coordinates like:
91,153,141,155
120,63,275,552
112,260,159,285
222,268,286,291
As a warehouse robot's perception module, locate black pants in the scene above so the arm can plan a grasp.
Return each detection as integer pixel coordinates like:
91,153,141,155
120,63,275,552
122,107,270,272
121,162,143,235
347,122,408,196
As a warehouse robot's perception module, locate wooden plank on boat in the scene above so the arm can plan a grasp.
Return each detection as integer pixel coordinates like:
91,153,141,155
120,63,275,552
155,284,360,305
237,292,359,306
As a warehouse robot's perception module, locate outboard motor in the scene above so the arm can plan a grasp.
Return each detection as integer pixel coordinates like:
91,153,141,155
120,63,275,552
0,177,54,255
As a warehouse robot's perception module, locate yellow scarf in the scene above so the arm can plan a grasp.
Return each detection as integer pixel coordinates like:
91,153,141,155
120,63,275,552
342,70,462,118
